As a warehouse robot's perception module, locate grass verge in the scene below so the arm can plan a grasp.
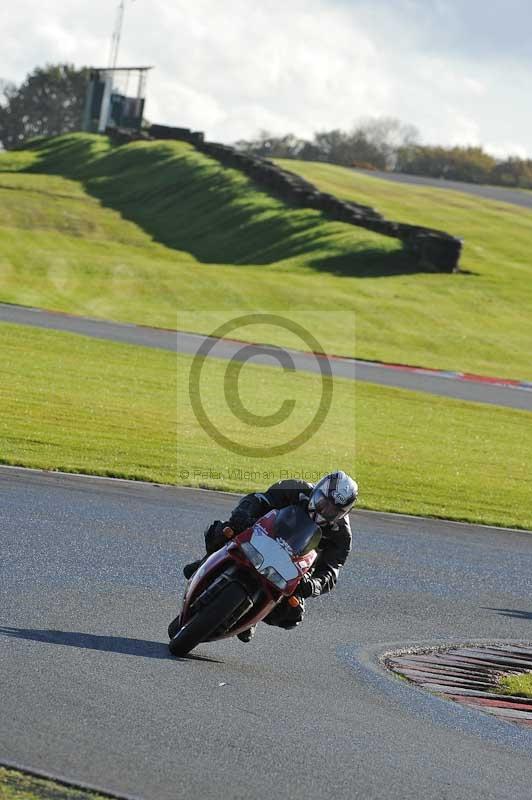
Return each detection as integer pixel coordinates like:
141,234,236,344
1,323,530,529
0,134,531,378
0,766,111,800
498,673,532,698
275,157,532,377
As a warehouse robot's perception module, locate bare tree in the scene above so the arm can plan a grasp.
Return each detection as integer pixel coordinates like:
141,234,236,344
355,117,420,169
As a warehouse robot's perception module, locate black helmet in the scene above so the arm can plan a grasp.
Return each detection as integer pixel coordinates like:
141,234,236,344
308,471,358,526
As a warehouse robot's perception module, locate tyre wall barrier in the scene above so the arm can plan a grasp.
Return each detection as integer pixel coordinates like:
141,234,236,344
108,125,462,272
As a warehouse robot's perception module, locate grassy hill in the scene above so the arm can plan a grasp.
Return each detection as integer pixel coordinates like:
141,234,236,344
0,134,531,378
1,134,530,528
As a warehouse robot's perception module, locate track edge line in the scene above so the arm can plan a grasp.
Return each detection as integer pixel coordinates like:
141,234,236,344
0,464,530,534
0,758,142,800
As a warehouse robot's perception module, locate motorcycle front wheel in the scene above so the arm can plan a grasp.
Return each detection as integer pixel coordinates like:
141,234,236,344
168,581,249,657
167,615,181,639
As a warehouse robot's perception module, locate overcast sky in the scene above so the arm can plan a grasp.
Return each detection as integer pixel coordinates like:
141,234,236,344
2,0,531,156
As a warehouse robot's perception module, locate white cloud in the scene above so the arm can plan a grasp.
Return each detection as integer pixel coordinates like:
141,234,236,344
463,77,486,97
484,142,529,160
142,0,390,140
2,0,532,156
446,113,482,147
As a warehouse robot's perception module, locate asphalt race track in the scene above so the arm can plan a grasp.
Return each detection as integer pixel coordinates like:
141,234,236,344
1,303,530,411
352,168,532,210
2,466,532,800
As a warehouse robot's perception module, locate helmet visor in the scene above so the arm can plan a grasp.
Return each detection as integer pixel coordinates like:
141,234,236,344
309,489,350,524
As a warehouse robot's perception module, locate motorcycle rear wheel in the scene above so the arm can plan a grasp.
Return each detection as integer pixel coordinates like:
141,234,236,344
168,581,248,657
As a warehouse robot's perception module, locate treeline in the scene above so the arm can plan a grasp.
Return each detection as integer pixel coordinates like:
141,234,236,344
399,146,532,188
236,119,418,171
235,121,532,189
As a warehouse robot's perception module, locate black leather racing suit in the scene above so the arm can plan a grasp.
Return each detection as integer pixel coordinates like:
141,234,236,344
205,479,352,629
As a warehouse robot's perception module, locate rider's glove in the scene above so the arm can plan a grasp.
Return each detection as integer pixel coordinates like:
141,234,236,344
204,520,228,553
229,508,253,533
296,575,321,599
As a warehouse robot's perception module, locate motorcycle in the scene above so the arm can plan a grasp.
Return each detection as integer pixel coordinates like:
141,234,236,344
167,504,322,657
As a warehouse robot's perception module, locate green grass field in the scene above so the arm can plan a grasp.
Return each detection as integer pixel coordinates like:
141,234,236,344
0,766,109,800
498,673,532,698
1,323,530,529
1,134,530,530
0,134,531,379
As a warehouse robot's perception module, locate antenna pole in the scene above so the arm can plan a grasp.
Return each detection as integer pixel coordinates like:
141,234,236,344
108,1,129,70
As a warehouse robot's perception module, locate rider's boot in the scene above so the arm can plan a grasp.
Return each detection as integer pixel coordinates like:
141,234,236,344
237,625,256,643
183,559,202,579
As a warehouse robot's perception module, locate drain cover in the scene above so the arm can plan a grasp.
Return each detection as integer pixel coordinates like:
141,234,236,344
386,645,532,726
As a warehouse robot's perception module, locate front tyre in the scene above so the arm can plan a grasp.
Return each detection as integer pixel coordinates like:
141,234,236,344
167,615,181,639
168,582,249,657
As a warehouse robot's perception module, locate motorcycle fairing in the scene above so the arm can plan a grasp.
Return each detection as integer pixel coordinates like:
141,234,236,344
236,509,319,594
179,545,279,640
177,506,320,642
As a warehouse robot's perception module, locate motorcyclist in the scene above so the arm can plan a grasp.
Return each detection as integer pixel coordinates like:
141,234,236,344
182,471,358,642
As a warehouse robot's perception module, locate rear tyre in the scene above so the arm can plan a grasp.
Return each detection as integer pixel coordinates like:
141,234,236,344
168,582,248,657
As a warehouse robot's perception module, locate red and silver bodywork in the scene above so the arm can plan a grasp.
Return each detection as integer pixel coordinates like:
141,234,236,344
179,507,320,641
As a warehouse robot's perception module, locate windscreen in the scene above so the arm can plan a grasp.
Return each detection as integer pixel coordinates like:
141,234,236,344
273,505,322,556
